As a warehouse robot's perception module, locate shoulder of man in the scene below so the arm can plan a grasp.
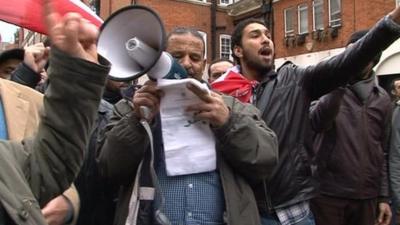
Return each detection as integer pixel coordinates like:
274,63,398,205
221,94,261,115
276,60,296,72
0,78,43,105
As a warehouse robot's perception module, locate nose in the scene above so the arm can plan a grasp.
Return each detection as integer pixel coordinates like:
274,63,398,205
261,34,270,44
179,55,192,70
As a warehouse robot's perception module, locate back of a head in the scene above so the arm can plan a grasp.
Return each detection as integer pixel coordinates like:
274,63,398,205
346,29,382,65
346,29,369,46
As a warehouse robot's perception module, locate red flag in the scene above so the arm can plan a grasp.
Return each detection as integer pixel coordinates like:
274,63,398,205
0,0,103,34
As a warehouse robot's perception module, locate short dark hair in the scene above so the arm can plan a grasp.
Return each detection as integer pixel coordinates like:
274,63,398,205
347,29,382,65
231,18,266,64
167,27,206,57
0,48,24,65
207,58,234,76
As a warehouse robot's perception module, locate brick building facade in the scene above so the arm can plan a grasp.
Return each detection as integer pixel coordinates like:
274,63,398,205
95,0,398,69
272,0,397,68
97,0,236,62
15,0,400,78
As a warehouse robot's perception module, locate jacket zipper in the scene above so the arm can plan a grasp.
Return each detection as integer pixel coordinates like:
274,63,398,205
263,181,273,213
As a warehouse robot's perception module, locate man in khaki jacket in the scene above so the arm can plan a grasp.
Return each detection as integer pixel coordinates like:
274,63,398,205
0,2,109,224
0,46,80,225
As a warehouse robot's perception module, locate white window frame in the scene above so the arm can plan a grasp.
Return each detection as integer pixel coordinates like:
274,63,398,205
329,0,341,27
198,31,207,59
219,34,232,60
298,3,308,34
313,0,324,31
284,7,295,36
219,0,233,6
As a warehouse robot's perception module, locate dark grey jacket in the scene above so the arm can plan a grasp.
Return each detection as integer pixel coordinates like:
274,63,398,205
252,16,400,212
311,82,391,199
0,48,108,225
98,95,278,225
390,101,400,206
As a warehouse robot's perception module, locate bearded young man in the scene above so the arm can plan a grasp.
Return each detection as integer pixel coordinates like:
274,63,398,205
212,6,400,225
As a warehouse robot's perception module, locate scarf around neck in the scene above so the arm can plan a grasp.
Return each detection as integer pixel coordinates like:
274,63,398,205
211,65,259,103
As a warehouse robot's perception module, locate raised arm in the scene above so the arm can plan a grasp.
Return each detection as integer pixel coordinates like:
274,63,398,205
302,6,400,100
309,88,345,132
14,1,110,206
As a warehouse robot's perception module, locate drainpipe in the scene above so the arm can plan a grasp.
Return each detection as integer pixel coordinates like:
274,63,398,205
262,0,274,44
269,0,274,44
211,0,217,61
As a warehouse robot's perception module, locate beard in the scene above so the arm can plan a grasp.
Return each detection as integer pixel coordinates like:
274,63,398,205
242,48,274,76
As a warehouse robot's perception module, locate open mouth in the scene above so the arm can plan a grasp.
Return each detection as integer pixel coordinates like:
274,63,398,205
259,47,272,56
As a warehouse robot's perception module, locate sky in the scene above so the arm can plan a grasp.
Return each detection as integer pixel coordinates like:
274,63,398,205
0,21,19,43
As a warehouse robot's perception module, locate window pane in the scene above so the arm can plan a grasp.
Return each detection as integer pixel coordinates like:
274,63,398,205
313,0,324,30
298,4,308,34
220,35,231,60
329,0,341,27
285,8,295,35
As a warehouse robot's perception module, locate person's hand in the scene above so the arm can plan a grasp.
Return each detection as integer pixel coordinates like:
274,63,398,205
23,43,50,73
42,195,73,225
389,4,400,24
132,80,163,122
44,0,99,63
376,202,392,225
186,83,230,127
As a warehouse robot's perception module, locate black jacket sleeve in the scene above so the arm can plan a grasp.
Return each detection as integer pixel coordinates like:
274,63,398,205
300,16,400,100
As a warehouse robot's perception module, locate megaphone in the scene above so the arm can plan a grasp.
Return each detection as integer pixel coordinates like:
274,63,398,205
98,5,187,81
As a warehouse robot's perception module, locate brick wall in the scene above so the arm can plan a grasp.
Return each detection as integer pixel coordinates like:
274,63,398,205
273,0,395,58
99,0,234,61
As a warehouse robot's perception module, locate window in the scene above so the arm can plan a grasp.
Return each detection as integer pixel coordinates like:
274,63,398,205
198,31,207,59
284,7,295,36
313,0,324,30
397,0,400,6
88,0,100,15
219,35,232,60
298,4,308,34
220,0,233,5
329,0,341,27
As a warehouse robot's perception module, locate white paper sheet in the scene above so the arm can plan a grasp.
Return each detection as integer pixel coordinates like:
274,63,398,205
157,78,216,176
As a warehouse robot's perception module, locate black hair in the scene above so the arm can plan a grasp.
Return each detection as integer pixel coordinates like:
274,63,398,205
231,18,266,64
347,29,382,65
166,27,206,57
0,48,24,64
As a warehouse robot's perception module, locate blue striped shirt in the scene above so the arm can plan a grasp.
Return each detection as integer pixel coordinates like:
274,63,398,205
153,119,225,225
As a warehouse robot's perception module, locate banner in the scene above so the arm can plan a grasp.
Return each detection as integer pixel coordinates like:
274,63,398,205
0,0,103,34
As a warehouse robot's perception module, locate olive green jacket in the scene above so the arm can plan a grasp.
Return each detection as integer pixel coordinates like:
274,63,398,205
98,95,278,225
0,48,108,225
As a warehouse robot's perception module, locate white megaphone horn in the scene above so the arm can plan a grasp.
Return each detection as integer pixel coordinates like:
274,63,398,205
97,5,187,81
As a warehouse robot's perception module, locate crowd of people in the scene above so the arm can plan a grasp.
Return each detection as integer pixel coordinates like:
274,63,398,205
0,1,400,225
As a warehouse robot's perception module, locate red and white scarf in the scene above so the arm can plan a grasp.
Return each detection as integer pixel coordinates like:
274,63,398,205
211,66,259,103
